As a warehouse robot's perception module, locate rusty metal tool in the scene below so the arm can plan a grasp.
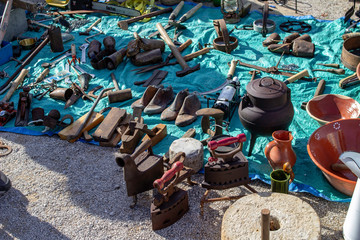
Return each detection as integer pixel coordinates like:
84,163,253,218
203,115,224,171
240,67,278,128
301,79,325,110
149,2,202,38
108,73,132,103
41,51,72,68
151,158,189,230
312,68,345,75
79,18,101,35
65,87,113,141
157,23,200,77
117,7,173,30
132,39,192,74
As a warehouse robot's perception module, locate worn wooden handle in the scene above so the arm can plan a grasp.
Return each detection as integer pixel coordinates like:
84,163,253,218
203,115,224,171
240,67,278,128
86,18,101,33
178,39,192,52
179,3,202,22
314,79,326,97
285,69,309,84
331,163,349,171
183,47,210,61
208,133,246,150
227,60,237,78
2,68,29,102
131,138,152,159
35,68,50,84
169,1,184,21
153,161,183,190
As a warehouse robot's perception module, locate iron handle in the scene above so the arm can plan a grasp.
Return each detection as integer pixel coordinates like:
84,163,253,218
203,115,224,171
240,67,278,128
208,133,246,151
153,161,183,190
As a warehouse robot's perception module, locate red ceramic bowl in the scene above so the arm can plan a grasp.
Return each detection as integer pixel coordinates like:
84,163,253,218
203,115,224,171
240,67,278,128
307,119,360,196
306,94,360,125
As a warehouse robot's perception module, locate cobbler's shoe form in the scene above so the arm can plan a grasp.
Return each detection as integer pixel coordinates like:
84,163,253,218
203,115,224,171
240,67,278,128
161,89,189,121
175,94,201,127
131,85,163,110
144,86,174,115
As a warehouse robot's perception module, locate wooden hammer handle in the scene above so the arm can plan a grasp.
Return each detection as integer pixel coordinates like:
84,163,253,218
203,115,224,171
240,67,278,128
156,23,187,69
86,18,101,33
2,68,29,102
110,72,120,91
183,47,210,61
208,133,246,150
227,60,237,78
285,69,309,84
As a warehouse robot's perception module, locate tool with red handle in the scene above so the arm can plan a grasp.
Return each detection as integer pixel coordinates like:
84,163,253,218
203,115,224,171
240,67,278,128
153,161,183,190
208,133,246,150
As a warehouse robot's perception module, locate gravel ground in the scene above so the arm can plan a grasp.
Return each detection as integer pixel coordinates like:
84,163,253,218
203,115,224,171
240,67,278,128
0,0,356,239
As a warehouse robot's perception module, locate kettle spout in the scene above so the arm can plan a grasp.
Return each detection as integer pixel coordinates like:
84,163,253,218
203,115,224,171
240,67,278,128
339,151,360,178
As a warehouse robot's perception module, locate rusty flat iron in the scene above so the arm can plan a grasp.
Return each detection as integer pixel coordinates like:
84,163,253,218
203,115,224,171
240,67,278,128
151,152,189,230
200,134,257,215
15,87,32,126
116,139,164,208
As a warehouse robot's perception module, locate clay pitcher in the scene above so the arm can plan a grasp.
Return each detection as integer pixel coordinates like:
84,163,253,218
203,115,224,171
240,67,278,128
264,130,296,170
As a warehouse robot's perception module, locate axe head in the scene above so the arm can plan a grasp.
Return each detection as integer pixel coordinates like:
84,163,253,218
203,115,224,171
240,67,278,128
176,64,200,77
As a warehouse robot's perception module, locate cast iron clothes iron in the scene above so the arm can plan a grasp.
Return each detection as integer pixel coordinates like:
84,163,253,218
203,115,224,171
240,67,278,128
116,139,164,208
200,134,257,215
339,152,360,240
151,152,189,230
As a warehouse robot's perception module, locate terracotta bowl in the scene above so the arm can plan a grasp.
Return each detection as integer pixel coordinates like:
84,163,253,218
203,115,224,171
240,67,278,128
306,94,360,125
307,119,360,196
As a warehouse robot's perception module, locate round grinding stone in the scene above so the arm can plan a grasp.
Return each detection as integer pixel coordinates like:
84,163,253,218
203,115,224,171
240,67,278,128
221,192,321,240
169,138,204,173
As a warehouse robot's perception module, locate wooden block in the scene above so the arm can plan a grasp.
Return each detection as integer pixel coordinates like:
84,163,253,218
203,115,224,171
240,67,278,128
58,112,104,143
99,131,122,147
93,108,126,142
141,123,167,147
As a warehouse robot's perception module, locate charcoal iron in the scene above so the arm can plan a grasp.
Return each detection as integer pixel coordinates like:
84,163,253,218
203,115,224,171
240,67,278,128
200,134,257,215
151,152,189,230
116,139,164,208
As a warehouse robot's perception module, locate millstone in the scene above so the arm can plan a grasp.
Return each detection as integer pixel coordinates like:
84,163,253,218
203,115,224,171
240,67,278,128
221,192,321,240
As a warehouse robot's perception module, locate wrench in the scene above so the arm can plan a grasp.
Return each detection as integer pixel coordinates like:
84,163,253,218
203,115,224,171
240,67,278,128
41,52,72,68
79,43,89,64
73,64,95,79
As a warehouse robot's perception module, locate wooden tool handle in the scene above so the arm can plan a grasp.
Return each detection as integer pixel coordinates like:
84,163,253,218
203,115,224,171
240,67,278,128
0,0,14,45
208,133,246,150
110,72,120,91
339,73,357,88
314,68,345,74
182,128,196,138
178,3,202,22
35,68,50,84
156,23,187,68
285,69,309,84
314,79,325,97
169,1,184,21
317,63,340,68
2,68,29,102
131,139,152,159
178,39,192,52
183,47,210,61
261,209,270,240
153,161,183,190
86,18,101,33
227,60,237,78
129,7,172,24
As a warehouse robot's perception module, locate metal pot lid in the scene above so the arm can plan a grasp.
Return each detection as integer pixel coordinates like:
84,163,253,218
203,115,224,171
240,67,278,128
246,77,287,99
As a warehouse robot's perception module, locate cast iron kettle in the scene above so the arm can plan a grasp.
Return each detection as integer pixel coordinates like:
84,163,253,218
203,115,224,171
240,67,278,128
238,77,294,156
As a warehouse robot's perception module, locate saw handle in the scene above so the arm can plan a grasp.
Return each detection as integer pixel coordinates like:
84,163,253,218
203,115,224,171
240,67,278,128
178,3,202,22
154,161,184,190
227,60,237,79
208,133,246,151
169,1,184,21
183,47,210,61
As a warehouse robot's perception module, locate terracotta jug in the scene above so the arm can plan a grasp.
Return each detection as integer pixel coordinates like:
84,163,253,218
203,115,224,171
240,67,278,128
264,130,296,170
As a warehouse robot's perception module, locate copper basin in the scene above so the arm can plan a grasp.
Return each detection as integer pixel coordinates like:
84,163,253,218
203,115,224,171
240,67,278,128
306,94,360,125
307,119,360,196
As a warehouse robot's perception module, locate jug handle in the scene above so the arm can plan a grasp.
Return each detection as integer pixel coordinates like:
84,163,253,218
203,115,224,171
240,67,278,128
283,162,295,184
264,141,278,170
